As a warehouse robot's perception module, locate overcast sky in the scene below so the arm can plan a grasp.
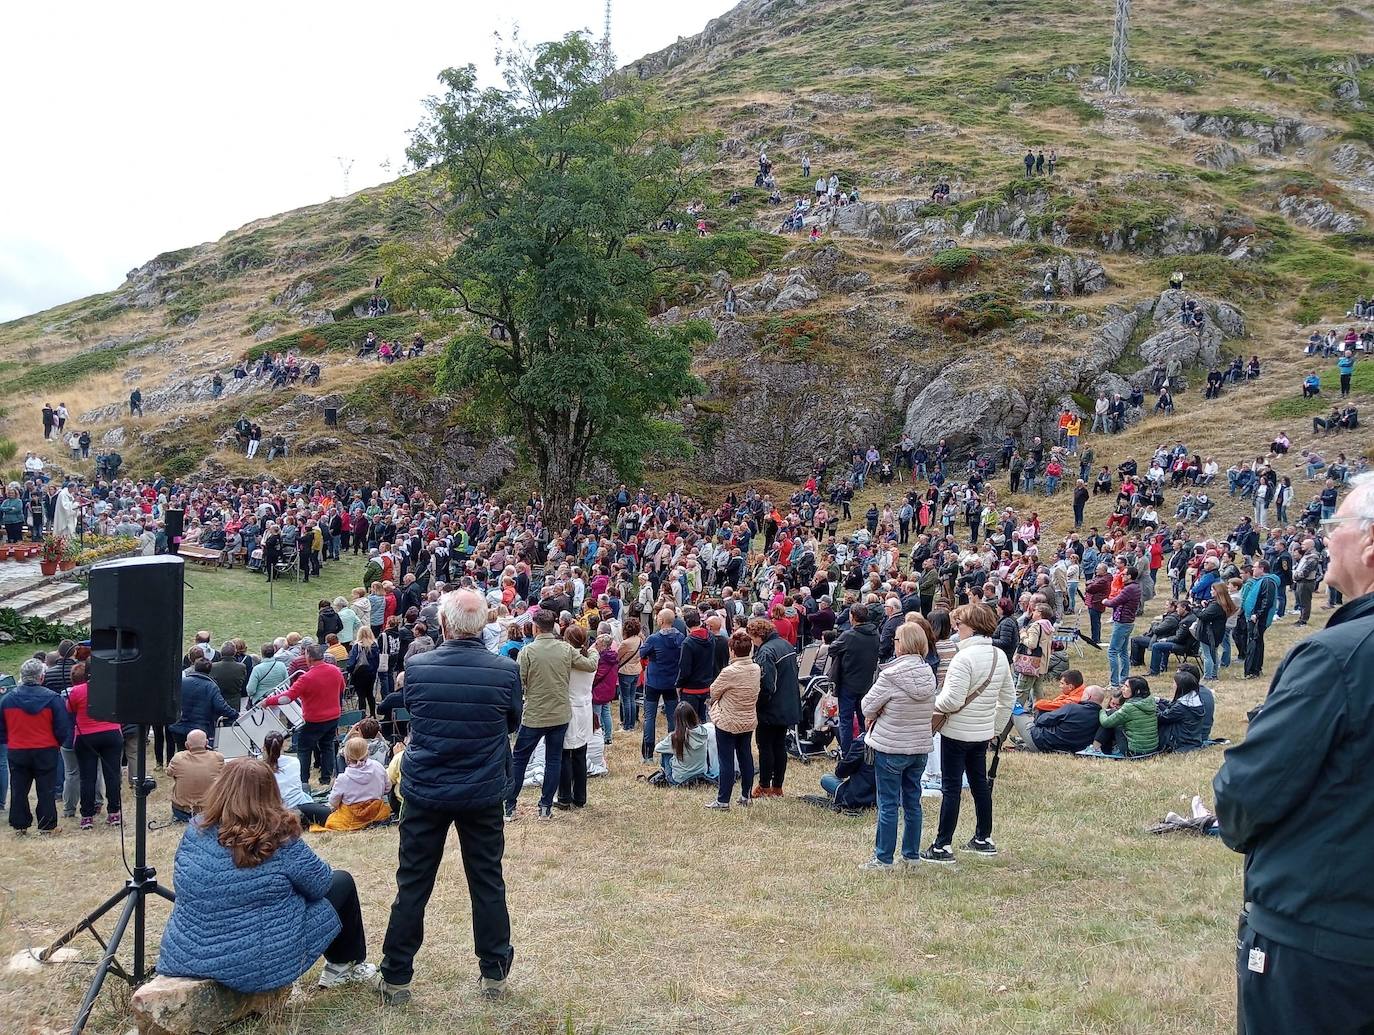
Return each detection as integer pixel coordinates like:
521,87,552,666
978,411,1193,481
0,0,736,323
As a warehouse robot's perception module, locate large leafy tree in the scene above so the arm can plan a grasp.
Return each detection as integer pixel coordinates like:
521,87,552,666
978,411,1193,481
397,34,714,526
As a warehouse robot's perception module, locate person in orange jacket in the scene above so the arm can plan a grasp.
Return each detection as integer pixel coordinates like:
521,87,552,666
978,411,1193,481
1032,670,1087,713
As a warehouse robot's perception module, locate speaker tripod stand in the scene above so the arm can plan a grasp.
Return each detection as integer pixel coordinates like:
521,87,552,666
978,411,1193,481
39,728,175,1035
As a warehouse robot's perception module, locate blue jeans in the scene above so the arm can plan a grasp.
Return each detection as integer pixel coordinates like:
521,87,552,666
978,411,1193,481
820,773,841,798
507,723,568,809
641,686,678,759
1149,639,1181,675
873,751,928,863
617,673,639,730
1275,583,1287,619
837,693,862,754
595,702,613,744
1044,475,1060,495
1201,641,1220,681
1108,621,1134,686
1221,630,1233,667
0,743,7,811
1088,607,1103,644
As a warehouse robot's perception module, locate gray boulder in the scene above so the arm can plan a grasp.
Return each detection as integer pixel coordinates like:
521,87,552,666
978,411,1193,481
769,271,819,311
902,367,1030,455
1194,141,1245,170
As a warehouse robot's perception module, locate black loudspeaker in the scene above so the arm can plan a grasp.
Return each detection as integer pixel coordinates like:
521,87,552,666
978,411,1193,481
164,508,184,554
323,407,338,427
88,555,185,725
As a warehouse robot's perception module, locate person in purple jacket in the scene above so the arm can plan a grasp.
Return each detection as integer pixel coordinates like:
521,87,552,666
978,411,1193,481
1104,567,1142,689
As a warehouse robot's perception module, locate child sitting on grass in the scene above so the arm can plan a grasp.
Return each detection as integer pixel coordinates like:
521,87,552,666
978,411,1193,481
314,736,391,831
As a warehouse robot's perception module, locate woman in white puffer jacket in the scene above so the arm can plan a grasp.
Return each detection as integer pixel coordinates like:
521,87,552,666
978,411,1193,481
921,603,1014,864
858,623,937,870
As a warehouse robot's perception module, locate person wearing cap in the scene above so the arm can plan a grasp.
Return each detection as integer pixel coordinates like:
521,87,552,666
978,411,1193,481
1214,471,1374,1033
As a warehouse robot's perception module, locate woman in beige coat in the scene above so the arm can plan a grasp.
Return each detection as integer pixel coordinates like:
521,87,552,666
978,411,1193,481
706,630,760,810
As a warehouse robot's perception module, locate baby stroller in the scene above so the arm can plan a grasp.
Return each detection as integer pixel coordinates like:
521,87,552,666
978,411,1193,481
789,674,837,763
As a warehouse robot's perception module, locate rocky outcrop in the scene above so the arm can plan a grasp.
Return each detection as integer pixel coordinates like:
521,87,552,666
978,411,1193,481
1167,111,1329,156
130,974,287,1035
1329,141,1374,196
1194,141,1245,170
1052,255,1109,295
902,371,1030,457
1276,191,1363,233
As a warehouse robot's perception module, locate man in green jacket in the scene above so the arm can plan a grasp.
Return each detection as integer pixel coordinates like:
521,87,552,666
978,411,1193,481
1095,676,1158,756
1214,472,1374,1034
505,609,596,820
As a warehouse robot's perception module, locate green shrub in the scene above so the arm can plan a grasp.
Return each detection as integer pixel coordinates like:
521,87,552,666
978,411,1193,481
1,340,143,393
0,438,16,462
909,247,981,289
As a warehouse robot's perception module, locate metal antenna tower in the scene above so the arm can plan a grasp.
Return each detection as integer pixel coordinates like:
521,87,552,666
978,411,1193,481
336,156,355,197
598,0,615,79
1108,0,1131,95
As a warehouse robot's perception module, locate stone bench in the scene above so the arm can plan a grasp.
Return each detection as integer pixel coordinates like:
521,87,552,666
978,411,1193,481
130,975,289,1035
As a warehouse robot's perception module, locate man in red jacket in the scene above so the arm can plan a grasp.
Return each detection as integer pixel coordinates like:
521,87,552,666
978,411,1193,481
264,644,344,790
1,658,72,833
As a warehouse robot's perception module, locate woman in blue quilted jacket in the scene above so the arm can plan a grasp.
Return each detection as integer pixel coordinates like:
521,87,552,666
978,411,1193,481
157,758,375,993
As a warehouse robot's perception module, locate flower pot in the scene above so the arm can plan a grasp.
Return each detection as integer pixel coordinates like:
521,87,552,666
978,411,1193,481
0,546,10,561
40,559,59,576
59,560,77,571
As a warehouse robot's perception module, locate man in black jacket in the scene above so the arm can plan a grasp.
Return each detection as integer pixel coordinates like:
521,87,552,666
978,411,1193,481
1214,473,1374,1034
1013,688,1104,752
675,607,718,723
827,603,880,753
376,589,522,1005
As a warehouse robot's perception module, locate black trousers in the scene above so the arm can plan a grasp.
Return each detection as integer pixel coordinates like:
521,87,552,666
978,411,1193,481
323,870,368,965
1244,617,1269,677
715,727,755,803
380,801,513,985
76,730,124,819
935,736,992,847
1237,914,1374,1034
756,723,788,789
557,745,588,807
295,720,337,786
9,747,59,831
297,801,332,826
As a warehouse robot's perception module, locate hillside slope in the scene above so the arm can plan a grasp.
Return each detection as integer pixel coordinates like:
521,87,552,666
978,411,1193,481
2,0,1370,490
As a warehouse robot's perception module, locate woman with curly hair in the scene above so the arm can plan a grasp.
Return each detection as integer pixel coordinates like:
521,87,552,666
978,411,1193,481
157,758,375,992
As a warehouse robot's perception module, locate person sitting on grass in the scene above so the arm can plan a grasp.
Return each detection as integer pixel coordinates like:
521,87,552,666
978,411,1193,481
1302,373,1321,398
818,729,876,811
264,731,331,827
651,701,713,788
1095,676,1159,757
314,736,391,831
1028,670,1087,713
335,716,390,774
1155,668,1214,753
166,729,224,823
157,758,376,993
1011,686,1105,753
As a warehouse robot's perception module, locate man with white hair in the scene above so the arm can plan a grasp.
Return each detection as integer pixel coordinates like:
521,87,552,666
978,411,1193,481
1,657,71,833
1215,472,1374,1033
375,589,522,1005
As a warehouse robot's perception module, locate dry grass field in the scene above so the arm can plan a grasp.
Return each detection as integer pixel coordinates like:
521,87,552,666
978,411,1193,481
0,600,1326,1034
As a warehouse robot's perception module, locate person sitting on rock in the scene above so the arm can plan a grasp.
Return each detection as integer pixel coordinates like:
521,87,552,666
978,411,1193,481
156,758,376,993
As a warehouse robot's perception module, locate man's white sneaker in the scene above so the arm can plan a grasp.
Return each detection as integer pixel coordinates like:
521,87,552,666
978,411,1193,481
858,856,894,872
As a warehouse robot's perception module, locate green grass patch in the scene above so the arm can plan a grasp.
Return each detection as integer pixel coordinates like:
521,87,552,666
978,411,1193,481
343,353,444,411
1262,220,1373,323
164,283,231,326
0,339,144,394
1267,361,1374,419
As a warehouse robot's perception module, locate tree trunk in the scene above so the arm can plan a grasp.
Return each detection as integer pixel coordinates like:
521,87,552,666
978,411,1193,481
538,434,580,531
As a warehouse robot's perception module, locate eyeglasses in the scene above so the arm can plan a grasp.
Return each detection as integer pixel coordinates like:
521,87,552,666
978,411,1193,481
1319,515,1371,530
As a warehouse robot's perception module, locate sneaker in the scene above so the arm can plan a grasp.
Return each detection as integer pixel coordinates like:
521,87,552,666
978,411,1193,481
106,812,122,827
503,805,518,823
962,837,998,857
537,805,553,820
319,961,378,989
479,975,510,1000
858,856,894,872
80,817,94,831
920,845,955,864
553,801,572,811
897,855,924,869
370,971,411,1006
704,800,730,811
736,796,753,808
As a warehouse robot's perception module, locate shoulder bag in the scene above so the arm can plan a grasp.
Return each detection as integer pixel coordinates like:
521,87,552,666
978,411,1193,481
931,657,996,734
